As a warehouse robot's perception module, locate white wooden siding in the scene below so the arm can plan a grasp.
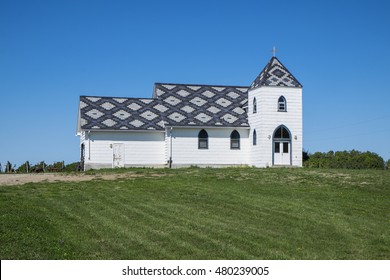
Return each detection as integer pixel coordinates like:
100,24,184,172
80,131,86,145
248,86,302,167
167,127,250,166
83,131,166,169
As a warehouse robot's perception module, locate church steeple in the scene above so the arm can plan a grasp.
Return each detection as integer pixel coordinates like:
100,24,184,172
250,56,302,89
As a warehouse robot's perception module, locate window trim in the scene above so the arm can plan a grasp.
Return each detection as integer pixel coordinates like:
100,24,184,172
278,96,287,112
198,129,209,149
230,130,240,150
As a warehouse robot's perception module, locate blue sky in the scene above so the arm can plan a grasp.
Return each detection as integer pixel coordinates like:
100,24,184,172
1,0,389,167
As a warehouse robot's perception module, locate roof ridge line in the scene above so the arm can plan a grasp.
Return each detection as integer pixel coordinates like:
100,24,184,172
154,82,249,88
80,95,157,100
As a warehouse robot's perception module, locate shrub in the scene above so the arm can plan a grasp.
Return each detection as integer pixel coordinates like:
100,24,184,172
305,150,385,170
46,161,65,172
63,162,81,172
16,161,31,173
302,150,310,163
30,161,46,173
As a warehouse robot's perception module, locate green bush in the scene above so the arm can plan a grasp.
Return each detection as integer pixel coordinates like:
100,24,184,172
46,161,65,172
302,150,310,163
63,162,81,172
304,150,385,170
29,161,46,173
16,161,31,173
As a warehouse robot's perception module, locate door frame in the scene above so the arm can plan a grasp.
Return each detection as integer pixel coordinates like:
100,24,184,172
112,143,125,168
272,125,292,166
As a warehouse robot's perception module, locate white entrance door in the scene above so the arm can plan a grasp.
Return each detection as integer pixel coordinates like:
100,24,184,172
113,143,125,168
274,141,291,165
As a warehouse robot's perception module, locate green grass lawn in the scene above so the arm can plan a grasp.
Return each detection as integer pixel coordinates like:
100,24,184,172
0,167,389,259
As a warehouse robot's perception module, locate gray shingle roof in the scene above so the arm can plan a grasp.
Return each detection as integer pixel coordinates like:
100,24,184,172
154,83,249,127
250,57,302,89
79,96,165,130
79,84,249,131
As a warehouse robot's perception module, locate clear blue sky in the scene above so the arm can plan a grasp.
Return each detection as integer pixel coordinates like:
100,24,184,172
1,0,389,167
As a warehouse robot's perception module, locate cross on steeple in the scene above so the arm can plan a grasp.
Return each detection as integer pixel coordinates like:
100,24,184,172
272,46,278,57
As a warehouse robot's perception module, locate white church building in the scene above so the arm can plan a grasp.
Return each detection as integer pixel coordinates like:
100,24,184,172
76,56,303,170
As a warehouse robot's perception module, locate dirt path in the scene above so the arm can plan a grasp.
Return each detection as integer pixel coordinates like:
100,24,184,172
0,173,135,186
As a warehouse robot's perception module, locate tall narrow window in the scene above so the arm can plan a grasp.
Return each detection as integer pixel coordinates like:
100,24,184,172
253,97,257,113
230,130,240,149
198,129,208,149
253,130,257,146
278,96,287,112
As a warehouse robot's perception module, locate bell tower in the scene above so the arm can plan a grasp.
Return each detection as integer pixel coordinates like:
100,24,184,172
248,56,302,167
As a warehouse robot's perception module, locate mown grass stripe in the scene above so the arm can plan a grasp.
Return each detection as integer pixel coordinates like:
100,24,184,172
1,168,389,259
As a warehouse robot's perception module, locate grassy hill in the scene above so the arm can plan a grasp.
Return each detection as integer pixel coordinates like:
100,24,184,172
0,167,389,259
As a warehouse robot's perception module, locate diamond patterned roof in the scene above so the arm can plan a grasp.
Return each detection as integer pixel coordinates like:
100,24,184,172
79,84,249,131
79,96,165,130
153,83,249,128
250,57,302,89
78,57,301,132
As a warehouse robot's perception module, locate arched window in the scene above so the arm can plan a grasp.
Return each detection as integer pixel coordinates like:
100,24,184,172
273,126,291,140
253,130,257,146
230,130,240,149
253,97,257,113
278,96,287,112
198,129,208,149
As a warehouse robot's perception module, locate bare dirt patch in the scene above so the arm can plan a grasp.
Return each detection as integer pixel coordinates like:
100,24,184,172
0,172,142,186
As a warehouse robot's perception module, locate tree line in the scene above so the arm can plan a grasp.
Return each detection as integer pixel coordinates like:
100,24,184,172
303,150,389,170
0,161,80,173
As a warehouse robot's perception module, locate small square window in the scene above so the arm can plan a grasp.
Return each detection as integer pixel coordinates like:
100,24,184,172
199,139,208,149
231,140,240,149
